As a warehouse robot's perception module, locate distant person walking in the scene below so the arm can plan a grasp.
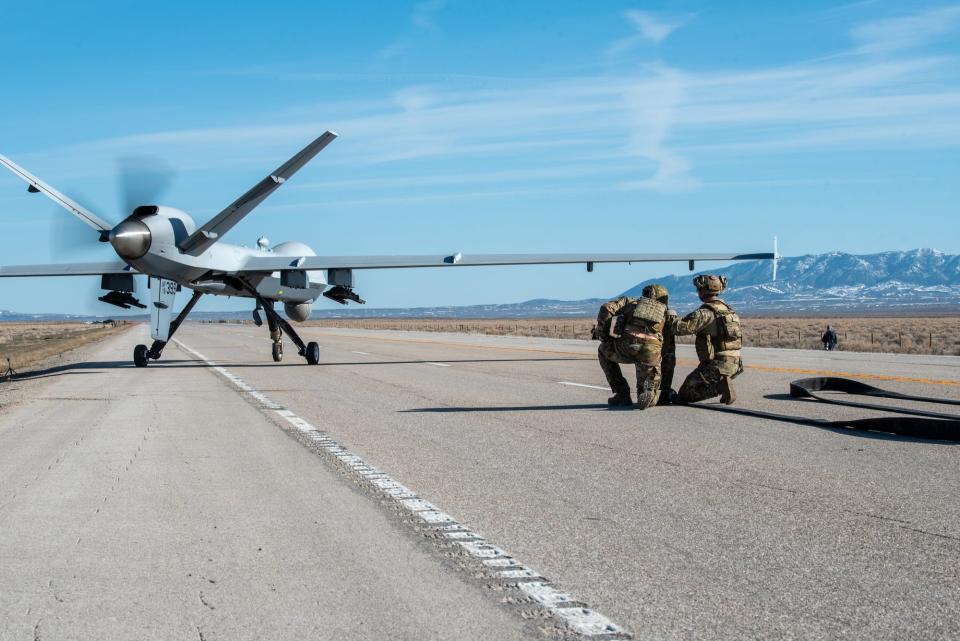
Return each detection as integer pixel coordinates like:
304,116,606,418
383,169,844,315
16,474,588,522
822,325,838,351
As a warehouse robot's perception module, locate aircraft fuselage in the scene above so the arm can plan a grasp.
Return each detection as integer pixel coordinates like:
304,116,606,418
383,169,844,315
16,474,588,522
112,205,325,304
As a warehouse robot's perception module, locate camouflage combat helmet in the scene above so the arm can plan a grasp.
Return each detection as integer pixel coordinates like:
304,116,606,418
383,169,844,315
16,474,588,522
642,283,670,304
693,274,727,296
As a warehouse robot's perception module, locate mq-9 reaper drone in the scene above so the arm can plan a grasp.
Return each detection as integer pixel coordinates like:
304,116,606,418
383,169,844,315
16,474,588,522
0,132,773,367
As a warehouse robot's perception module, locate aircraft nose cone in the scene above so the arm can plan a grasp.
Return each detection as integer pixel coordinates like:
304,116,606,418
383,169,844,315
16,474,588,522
109,219,152,259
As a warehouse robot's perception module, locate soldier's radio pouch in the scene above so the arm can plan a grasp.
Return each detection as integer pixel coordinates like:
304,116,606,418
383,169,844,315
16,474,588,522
609,315,626,339
716,311,741,342
732,358,744,379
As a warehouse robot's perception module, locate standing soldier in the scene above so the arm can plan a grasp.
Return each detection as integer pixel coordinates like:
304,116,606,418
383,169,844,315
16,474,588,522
594,284,674,409
669,274,743,405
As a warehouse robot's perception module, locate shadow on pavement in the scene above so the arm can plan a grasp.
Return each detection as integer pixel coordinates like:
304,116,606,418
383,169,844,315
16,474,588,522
315,357,589,366
4,356,588,381
690,402,960,444
403,403,608,413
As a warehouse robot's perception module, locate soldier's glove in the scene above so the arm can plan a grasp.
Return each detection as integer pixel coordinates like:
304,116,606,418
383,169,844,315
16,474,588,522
590,325,601,341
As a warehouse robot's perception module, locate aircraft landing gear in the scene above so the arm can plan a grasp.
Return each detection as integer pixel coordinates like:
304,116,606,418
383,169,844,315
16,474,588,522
305,341,320,365
134,290,203,367
134,344,149,367
230,278,320,365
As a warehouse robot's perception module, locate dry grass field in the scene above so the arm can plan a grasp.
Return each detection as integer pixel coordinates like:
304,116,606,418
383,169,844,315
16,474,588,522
0,322,132,376
304,316,960,356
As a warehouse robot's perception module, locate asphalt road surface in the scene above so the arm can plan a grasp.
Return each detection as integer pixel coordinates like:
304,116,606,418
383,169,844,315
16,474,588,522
1,323,957,641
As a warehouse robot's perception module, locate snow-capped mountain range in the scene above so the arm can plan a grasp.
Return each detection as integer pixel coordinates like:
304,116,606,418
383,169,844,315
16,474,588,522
621,248,960,313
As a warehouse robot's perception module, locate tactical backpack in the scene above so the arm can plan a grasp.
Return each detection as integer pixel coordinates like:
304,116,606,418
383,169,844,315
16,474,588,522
609,297,666,366
701,301,742,353
628,297,666,334
606,297,666,339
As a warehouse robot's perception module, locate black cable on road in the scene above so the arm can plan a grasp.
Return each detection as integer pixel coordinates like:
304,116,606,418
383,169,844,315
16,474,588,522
687,377,960,442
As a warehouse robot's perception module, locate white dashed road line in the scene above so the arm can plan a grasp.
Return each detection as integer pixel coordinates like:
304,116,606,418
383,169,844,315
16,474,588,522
352,351,371,356
424,362,452,367
172,338,631,640
558,381,611,391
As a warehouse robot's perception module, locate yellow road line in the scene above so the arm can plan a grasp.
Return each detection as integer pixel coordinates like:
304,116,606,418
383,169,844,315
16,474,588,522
314,331,960,387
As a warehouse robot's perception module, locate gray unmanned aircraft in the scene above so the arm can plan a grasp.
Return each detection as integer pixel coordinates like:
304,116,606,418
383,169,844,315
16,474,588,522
0,132,774,367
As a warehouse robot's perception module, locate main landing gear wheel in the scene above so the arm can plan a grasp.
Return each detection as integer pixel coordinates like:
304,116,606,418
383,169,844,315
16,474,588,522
134,344,149,368
272,342,283,362
305,341,320,365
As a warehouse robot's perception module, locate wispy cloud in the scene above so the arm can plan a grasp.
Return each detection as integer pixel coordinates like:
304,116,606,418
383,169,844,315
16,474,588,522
608,10,693,55
621,65,698,191
378,0,448,59
852,4,960,54
15,7,960,198
411,0,446,30
376,40,413,60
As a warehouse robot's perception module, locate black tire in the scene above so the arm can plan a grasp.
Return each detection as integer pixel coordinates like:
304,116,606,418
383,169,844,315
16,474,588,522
305,341,320,365
134,344,149,368
272,342,283,362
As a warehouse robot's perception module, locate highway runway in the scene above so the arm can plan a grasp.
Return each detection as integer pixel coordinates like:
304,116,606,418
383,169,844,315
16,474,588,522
1,323,958,640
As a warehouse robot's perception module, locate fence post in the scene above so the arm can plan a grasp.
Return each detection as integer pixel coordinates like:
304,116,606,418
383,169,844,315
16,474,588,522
930,332,933,348
797,329,801,347
899,332,902,348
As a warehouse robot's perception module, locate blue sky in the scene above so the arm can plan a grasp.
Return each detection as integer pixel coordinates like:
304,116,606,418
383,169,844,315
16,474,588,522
1,1,959,314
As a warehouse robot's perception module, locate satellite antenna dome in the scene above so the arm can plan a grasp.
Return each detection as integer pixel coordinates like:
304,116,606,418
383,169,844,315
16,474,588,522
257,236,270,250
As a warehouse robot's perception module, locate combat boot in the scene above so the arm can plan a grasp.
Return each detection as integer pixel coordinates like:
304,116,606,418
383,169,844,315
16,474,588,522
719,376,736,405
635,378,659,410
607,390,633,408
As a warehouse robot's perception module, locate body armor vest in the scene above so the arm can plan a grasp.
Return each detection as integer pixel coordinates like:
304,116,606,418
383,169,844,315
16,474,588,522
608,298,666,366
627,297,666,335
694,300,742,362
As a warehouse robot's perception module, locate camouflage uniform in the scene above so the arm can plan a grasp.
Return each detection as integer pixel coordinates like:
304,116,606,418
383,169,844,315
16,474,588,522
656,288,677,404
595,284,673,409
669,275,743,405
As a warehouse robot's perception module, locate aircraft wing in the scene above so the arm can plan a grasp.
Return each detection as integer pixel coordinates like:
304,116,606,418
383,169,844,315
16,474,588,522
179,131,338,256
0,261,136,277
0,154,113,234
240,252,774,272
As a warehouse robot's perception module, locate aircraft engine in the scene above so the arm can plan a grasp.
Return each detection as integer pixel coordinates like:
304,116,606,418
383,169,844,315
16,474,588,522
284,302,312,322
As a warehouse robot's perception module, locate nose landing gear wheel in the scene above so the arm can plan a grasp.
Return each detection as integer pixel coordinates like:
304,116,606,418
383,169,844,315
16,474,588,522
305,341,320,365
134,344,149,367
272,342,283,362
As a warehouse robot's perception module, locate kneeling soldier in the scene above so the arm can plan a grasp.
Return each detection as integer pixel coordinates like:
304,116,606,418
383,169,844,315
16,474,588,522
669,274,742,405
595,285,670,409
643,284,677,405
